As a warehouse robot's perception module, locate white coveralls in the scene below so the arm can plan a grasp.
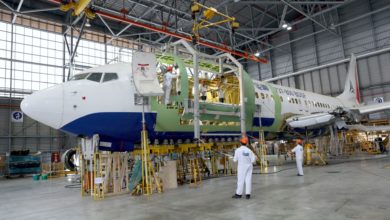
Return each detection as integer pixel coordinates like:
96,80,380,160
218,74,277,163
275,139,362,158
176,76,181,95
200,84,208,101
163,71,177,104
291,144,304,176
217,86,224,102
233,145,256,195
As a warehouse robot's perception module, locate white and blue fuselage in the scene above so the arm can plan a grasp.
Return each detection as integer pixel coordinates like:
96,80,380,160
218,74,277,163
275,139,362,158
22,54,386,151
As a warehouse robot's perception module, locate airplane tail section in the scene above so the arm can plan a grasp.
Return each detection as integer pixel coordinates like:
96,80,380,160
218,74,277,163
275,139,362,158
337,53,360,107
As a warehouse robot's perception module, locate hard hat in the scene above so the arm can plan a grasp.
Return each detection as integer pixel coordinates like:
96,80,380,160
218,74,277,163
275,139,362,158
240,137,248,145
166,66,173,72
295,139,302,145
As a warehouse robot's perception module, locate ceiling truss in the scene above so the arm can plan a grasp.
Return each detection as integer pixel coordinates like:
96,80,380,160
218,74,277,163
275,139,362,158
0,0,353,63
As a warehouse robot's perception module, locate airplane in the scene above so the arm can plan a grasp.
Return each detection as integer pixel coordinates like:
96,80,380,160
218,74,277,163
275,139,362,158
20,51,390,152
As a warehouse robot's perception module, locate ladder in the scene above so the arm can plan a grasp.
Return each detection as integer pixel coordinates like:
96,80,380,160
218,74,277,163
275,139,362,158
93,152,104,200
189,158,202,187
148,161,163,193
141,132,162,195
258,129,268,172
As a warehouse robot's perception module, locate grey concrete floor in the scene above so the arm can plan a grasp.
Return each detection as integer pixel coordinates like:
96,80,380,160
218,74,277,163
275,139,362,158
1,156,390,220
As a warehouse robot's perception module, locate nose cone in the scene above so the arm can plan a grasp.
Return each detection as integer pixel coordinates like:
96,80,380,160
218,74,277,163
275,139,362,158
21,85,63,129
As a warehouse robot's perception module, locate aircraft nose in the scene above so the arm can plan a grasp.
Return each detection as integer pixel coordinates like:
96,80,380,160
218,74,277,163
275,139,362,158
21,85,63,129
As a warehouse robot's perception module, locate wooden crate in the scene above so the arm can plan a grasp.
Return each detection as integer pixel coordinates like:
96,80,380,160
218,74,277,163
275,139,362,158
41,162,66,177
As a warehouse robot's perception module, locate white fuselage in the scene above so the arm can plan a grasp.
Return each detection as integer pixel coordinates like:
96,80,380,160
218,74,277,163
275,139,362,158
21,62,357,147
253,80,348,122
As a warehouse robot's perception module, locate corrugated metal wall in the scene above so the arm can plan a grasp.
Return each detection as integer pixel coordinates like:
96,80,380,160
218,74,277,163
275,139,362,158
246,0,390,104
0,98,76,154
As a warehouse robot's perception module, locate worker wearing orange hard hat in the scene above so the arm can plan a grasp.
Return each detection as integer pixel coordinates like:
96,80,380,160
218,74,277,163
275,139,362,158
232,136,256,199
290,139,304,176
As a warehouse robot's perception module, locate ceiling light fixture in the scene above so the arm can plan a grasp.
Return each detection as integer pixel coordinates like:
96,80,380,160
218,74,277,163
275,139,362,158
286,26,292,31
255,52,261,57
85,19,91,27
282,23,288,28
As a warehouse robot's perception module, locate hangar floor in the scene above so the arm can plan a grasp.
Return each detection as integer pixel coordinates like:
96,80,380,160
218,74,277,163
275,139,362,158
1,156,389,220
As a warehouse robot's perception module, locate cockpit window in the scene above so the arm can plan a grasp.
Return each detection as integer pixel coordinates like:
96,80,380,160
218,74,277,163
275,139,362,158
103,73,118,82
87,72,103,82
70,73,89,81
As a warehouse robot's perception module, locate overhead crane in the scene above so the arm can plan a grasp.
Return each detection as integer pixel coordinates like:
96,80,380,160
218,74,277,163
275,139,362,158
47,0,268,63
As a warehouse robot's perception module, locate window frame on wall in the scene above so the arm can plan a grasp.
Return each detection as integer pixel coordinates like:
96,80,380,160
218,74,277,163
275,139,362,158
0,9,152,98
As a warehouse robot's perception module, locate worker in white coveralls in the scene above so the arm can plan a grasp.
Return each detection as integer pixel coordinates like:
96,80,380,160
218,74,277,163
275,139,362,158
290,139,304,176
232,136,256,199
163,66,177,104
217,76,225,103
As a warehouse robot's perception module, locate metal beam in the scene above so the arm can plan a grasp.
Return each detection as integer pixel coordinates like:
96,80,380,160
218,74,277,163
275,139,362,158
253,4,281,36
236,27,279,31
249,5,255,36
20,7,60,14
107,1,158,43
90,4,267,61
234,1,346,5
251,5,279,22
280,5,288,26
265,46,390,82
94,5,268,63
12,0,24,23
281,0,339,37
235,0,352,48
46,0,267,62
70,16,87,63
214,5,291,55
214,0,231,9
63,35,71,55
97,14,115,36
260,3,390,54
120,32,156,37
0,0,14,12
64,15,84,36
153,35,169,44
141,0,273,48
8,22,14,153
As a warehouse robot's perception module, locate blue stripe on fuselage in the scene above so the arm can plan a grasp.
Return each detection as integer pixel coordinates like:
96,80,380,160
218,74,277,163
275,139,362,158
61,112,157,151
252,117,275,127
60,112,275,151
61,112,157,140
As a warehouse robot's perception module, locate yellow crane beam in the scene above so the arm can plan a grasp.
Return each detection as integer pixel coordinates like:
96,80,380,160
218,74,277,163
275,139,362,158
74,0,91,16
60,0,94,18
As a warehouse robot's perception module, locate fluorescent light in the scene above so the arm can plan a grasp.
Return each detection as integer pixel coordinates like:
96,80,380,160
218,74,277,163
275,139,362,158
287,26,292,30
282,23,288,28
85,19,91,27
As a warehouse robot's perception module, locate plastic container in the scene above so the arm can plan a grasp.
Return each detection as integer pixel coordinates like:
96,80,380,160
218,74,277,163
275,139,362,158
32,174,40,181
41,174,48,180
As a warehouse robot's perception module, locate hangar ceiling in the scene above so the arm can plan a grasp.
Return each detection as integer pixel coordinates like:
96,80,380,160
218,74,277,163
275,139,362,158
0,0,351,62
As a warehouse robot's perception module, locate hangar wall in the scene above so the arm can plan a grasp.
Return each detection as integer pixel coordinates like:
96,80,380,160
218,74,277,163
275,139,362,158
246,0,390,103
0,98,76,154
0,10,150,153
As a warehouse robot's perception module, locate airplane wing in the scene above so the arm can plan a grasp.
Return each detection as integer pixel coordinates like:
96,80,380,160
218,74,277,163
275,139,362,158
351,102,390,115
286,113,336,129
